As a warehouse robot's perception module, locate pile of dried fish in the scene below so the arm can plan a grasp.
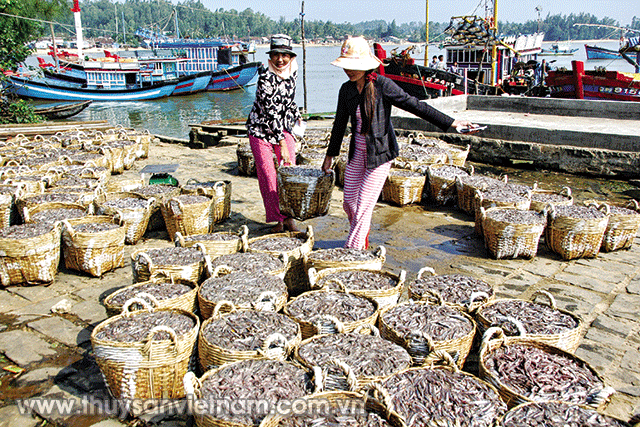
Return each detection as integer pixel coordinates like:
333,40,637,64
168,194,210,207
132,185,178,198
52,177,99,188
202,310,299,352
553,205,606,220
20,193,80,205
210,252,285,274
103,197,149,210
500,401,629,427
381,303,474,342
316,270,397,291
530,192,572,205
286,291,376,326
484,209,546,225
278,165,327,178
307,248,377,263
183,232,240,242
29,208,86,225
248,236,305,252
479,300,578,336
136,247,204,266
477,185,530,205
107,282,193,307
199,271,287,308
73,222,120,233
198,359,311,425
379,368,507,427
0,223,54,239
388,169,423,178
398,145,448,163
93,311,195,342
276,402,393,427
608,205,638,216
409,273,493,308
181,181,220,192
429,165,469,179
483,344,604,404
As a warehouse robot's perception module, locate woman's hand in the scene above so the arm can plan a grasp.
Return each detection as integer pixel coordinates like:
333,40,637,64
322,156,334,174
452,119,483,134
280,140,293,166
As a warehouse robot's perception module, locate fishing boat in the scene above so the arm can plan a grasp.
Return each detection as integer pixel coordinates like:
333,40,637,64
584,44,622,60
540,42,578,56
33,100,92,119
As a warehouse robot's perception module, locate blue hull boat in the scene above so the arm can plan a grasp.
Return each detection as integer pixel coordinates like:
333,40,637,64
172,71,212,95
584,44,622,60
207,62,260,91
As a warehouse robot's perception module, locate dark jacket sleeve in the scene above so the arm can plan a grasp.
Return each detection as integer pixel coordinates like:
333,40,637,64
326,83,351,157
379,75,455,131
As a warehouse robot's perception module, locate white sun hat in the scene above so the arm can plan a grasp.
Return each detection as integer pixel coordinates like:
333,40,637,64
331,36,383,71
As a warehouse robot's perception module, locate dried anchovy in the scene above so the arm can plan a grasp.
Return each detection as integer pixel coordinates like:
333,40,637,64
249,236,305,252
307,248,376,263
389,169,423,178
137,247,204,266
609,205,639,216
398,145,448,162
0,185,19,195
297,333,411,377
103,197,148,209
10,175,45,182
530,192,571,204
277,405,393,427
210,252,285,274
480,300,577,336
203,310,299,351
30,208,86,224
501,401,628,427
73,222,120,233
553,205,606,219
68,152,104,162
484,209,546,225
381,368,507,427
132,185,177,197
286,291,376,324
23,194,81,205
381,303,473,341
184,232,240,242
169,195,210,206
108,282,193,307
53,177,99,188
478,186,530,204
199,271,286,305
200,359,310,425
483,344,603,404
429,165,469,179
182,181,221,191
300,150,325,160
0,223,54,239
65,166,109,177
279,165,326,177
409,274,493,306
458,175,504,189
412,137,446,147
94,311,195,342
317,270,397,291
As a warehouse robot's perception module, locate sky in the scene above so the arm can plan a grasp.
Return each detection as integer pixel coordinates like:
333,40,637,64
200,0,636,26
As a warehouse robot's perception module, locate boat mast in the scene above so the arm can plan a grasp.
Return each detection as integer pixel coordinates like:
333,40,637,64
490,0,498,85
424,0,429,64
301,1,307,113
71,0,84,58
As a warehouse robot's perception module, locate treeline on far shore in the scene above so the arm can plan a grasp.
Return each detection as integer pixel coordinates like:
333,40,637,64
59,0,639,46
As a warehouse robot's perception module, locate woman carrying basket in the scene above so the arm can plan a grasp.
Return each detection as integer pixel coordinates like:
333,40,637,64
246,34,302,233
321,36,478,250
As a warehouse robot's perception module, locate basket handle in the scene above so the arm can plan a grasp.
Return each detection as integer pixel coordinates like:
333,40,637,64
194,242,208,255
133,292,161,308
280,252,289,267
467,291,490,312
174,231,186,247
499,316,528,337
306,224,314,241
480,326,506,352
61,219,75,239
239,225,249,252
183,371,202,399
252,291,278,312
258,332,290,360
136,252,154,269
586,386,616,409
327,359,359,392
312,366,325,393
314,315,345,335
479,206,486,220
423,289,444,306
149,270,173,283
323,278,347,292
417,266,436,279
368,382,396,417
142,325,178,355
353,323,380,337
22,206,30,223
168,197,184,216
186,178,200,185
203,254,213,279
626,199,640,212
561,187,572,197
212,300,236,318
403,330,435,365
122,297,155,315
531,290,557,310
426,349,459,372
307,267,318,287
374,245,386,260
212,264,233,277
146,197,156,209
398,269,406,286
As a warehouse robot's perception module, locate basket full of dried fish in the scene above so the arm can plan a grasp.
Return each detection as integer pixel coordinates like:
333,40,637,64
161,192,218,240
297,148,326,168
0,184,21,229
131,245,207,284
284,290,379,339
277,165,335,221
175,225,248,259
106,177,146,193
333,153,348,188
480,207,546,260
95,192,156,244
529,186,573,213
0,222,61,286
22,202,89,228
181,180,232,224
295,324,412,391
247,225,314,296
381,167,426,207
479,327,614,409
379,300,476,368
545,204,610,260
198,300,301,371
426,163,472,206
474,184,532,236
61,216,126,277
130,184,180,232
304,246,386,273
198,269,288,319
475,290,583,354
208,251,288,280
370,355,507,427
308,267,405,310
499,400,632,427
455,174,507,215
184,358,313,427
394,144,448,169
236,142,257,177
91,298,199,403
600,200,640,252
103,271,198,316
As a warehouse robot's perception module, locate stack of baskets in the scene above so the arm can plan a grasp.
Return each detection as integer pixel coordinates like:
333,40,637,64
277,165,335,221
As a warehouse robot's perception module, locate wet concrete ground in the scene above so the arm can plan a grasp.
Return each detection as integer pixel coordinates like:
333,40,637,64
0,130,639,427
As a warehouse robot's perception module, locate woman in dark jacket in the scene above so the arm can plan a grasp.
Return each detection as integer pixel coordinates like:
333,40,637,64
322,36,476,249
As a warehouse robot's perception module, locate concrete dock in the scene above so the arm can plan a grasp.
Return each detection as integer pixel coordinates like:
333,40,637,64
0,120,639,426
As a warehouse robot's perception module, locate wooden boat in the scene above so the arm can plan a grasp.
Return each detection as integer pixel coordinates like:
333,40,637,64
540,43,578,56
33,100,92,119
584,44,622,60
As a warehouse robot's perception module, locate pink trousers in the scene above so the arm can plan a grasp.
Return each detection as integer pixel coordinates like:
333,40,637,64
249,133,297,223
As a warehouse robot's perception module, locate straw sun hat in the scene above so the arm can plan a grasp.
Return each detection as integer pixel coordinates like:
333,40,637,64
331,36,383,71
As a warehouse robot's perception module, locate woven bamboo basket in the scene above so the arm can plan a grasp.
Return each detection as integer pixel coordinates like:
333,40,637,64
474,186,532,236
426,163,472,206
545,204,609,260
0,223,61,286
22,201,90,226
103,271,198,316
206,252,289,281
475,290,583,354
455,174,507,215
198,301,302,371
303,246,386,274
91,298,200,403
258,391,405,427
198,268,288,319
294,324,411,392
601,200,640,252
308,267,405,310
444,143,471,167
499,400,634,427
333,154,348,188
479,327,615,410
277,166,335,221
529,186,573,212
3,175,46,195
180,180,232,224
161,191,217,240
105,177,145,193
247,225,314,296
283,290,379,340
407,266,495,313
0,184,22,229
236,143,257,177
394,144,448,170
378,300,476,368
381,167,426,206
175,225,248,259
297,148,326,168
61,150,111,170
62,164,111,186
100,145,125,174
131,244,207,284
44,186,104,209
95,192,156,244
130,184,181,233
480,206,546,259
61,216,126,277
